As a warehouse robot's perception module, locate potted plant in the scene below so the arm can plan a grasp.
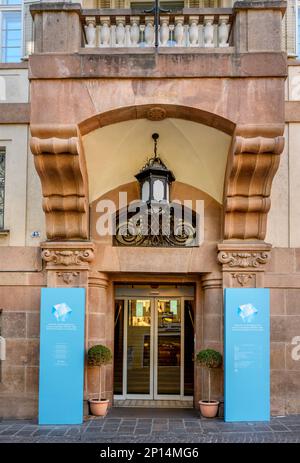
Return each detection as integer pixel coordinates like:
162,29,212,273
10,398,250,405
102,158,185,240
196,348,222,418
87,344,112,416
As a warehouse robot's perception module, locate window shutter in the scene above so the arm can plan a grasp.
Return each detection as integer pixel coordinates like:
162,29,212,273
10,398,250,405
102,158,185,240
282,0,297,57
23,0,39,59
96,0,112,7
187,0,219,7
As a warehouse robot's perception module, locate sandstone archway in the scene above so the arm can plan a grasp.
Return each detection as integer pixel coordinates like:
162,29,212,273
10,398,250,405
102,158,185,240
30,103,284,242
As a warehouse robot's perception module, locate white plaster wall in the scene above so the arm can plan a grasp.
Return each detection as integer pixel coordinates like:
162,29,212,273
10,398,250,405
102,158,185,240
288,65,300,100
265,125,289,247
289,122,300,247
0,69,29,103
25,133,46,246
0,125,27,246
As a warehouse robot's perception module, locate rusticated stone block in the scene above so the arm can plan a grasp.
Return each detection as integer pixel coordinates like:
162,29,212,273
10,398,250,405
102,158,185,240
26,312,40,338
271,397,285,416
271,370,286,400
26,340,40,366
286,316,300,341
25,366,39,394
296,248,300,273
1,312,26,338
286,289,300,315
270,288,285,315
270,342,286,370
0,365,25,393
5,339,39,366
0,287,41,311
286,343,300,371
5,339,28,366
0,396,38,419
270,316,287,342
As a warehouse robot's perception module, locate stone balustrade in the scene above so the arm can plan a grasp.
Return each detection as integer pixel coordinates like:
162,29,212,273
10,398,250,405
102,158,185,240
82,11,232,49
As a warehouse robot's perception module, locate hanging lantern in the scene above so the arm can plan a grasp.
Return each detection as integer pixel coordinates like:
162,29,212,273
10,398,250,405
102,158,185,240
135,133,175,204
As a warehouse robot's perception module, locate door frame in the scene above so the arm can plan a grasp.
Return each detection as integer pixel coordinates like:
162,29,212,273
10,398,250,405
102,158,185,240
114,286,194,401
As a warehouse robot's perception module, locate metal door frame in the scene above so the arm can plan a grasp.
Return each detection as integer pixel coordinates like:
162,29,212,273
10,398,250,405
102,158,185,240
114,288,194,401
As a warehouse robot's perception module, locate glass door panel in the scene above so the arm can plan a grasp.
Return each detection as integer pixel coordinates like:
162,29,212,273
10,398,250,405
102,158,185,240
127,299,151,395
114,300,124,395
184,300,194,396
156,299,181,396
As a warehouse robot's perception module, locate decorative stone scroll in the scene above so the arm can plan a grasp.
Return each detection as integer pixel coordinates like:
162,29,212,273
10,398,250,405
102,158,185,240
42,248,94,268
30,124,89,240
224,133,284,240
218,250,270,269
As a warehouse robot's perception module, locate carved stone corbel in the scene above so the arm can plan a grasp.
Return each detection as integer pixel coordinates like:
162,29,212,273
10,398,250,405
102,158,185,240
30,124,89,240
224,131,284,240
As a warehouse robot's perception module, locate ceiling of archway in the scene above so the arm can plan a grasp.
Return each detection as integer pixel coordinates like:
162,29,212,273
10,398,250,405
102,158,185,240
83,118,231,204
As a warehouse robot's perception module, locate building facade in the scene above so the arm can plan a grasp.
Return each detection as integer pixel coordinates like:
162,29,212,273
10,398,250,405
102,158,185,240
1,0,300,419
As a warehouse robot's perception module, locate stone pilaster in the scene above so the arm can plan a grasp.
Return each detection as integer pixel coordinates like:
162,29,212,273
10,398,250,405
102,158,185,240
86,272,114,405
196,272,223,405
217,242,271,288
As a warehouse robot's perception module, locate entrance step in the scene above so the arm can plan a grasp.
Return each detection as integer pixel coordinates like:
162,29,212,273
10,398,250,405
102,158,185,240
113,399,194,408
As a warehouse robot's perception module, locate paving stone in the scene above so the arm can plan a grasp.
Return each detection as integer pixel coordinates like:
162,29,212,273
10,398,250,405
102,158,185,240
1,414,300,442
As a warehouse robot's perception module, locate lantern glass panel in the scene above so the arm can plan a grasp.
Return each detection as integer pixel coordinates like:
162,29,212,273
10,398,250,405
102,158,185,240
153,179,164,201
142,180,150,202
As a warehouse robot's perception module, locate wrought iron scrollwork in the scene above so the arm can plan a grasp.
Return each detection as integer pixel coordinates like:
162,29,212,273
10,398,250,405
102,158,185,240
113,201,198,247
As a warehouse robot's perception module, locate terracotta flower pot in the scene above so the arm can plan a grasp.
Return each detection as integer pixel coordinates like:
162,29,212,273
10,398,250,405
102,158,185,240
89,399,109,416
199,400,219,418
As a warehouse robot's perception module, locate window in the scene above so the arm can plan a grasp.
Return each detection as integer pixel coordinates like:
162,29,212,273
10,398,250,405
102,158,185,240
298,7,300,57
0,0,22,63
0,148,5,230
1,11,21,62
0,0,21,4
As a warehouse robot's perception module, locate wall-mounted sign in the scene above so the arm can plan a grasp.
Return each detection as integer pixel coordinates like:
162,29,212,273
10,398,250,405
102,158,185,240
38,288,85,425
224,288,270,422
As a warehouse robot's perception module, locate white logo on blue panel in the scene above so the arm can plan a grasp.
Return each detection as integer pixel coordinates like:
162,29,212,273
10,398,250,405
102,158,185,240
52,302,72,322
237,303,258,323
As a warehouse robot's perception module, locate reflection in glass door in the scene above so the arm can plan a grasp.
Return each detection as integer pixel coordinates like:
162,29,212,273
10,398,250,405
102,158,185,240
156,299,181,397
114,291,194,400
126,300,152,396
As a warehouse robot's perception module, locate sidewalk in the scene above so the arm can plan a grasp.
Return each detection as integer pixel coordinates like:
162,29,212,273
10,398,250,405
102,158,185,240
1,409,300,443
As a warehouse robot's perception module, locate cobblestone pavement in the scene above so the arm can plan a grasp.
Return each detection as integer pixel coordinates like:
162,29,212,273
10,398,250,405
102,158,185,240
1,413,300,443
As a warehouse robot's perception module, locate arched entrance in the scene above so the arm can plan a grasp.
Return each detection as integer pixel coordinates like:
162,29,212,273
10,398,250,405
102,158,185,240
30,103,284,409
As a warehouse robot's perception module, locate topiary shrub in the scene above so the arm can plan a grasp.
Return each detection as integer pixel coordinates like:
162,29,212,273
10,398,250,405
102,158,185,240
87,345,112,401
88,345,112,367
196,349,222,403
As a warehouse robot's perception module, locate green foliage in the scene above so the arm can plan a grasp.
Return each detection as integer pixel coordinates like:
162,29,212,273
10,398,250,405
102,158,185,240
88,344,112,367
196,349,222,369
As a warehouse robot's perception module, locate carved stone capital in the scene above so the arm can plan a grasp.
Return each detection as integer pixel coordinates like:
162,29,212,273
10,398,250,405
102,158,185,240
201,272,223,290
217,243,271,270
88,271,109,289
41,242,95,270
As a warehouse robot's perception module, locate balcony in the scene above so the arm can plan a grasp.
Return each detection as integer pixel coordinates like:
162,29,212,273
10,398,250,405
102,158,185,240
81,9,233,49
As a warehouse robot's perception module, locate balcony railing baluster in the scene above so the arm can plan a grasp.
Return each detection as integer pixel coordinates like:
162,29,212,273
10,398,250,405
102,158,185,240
82,9,232,49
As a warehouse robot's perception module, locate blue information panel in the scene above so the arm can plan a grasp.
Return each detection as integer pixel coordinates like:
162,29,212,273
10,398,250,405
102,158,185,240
39,288,85,425
224,288,270,422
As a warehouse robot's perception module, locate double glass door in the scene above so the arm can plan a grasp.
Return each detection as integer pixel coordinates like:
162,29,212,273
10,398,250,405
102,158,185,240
114,295,194,400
